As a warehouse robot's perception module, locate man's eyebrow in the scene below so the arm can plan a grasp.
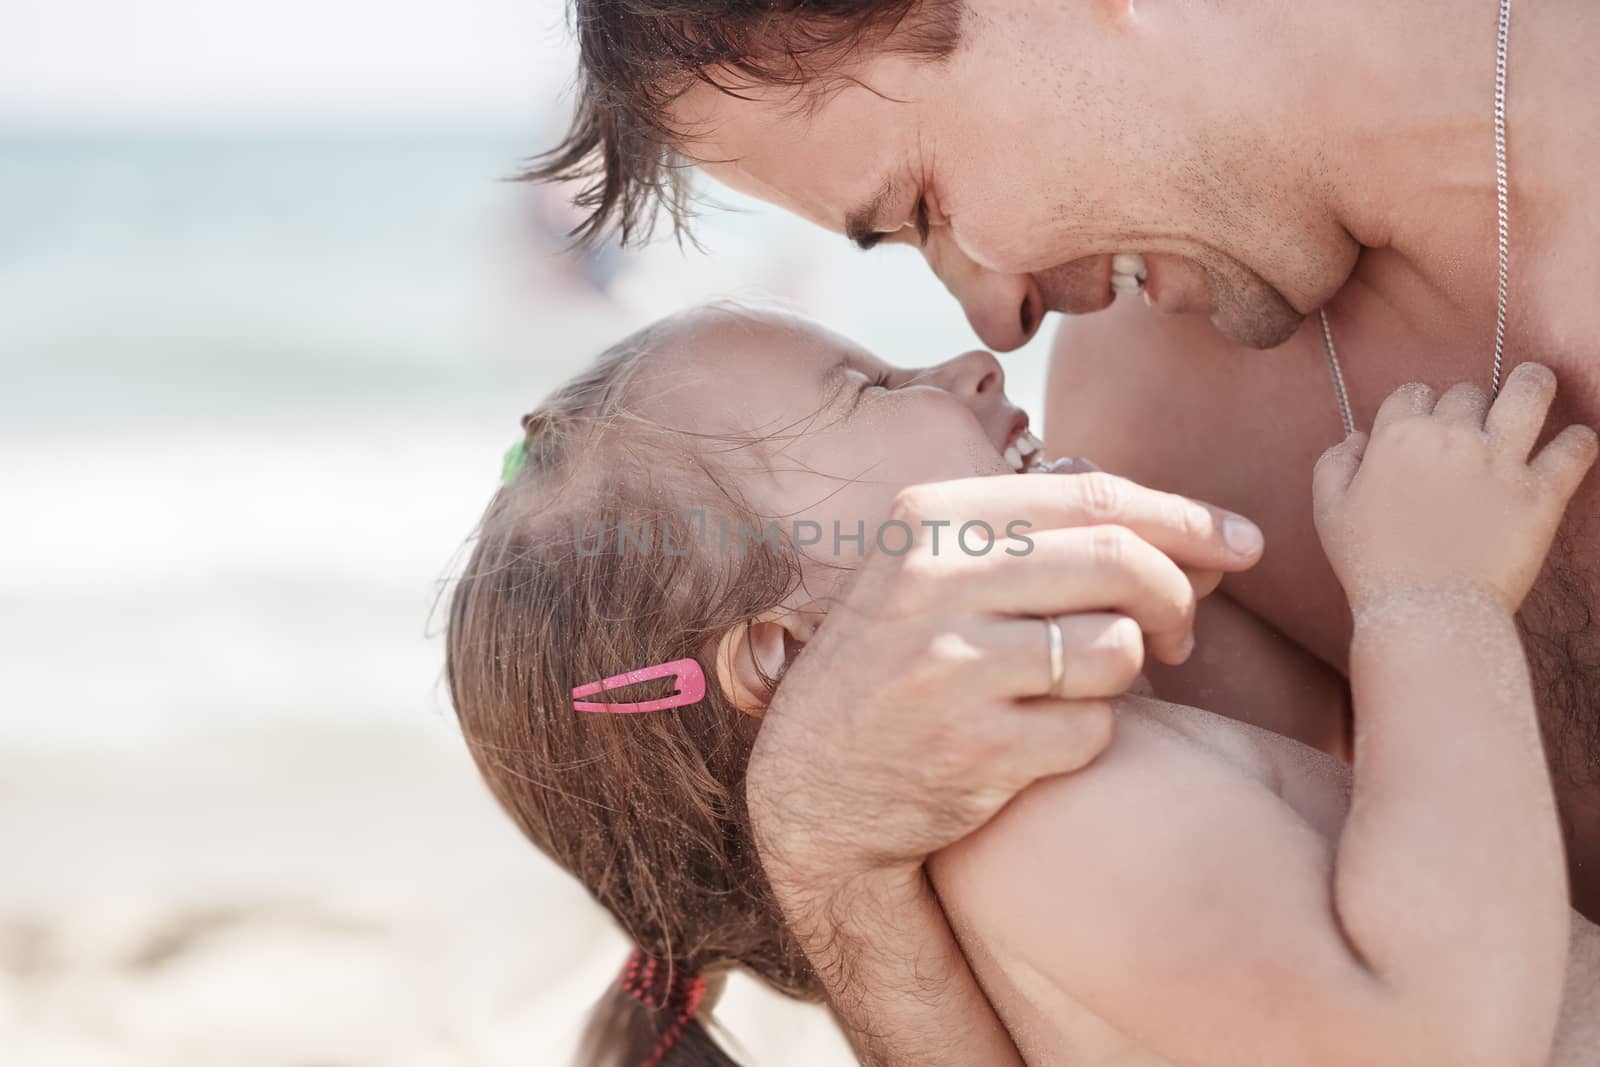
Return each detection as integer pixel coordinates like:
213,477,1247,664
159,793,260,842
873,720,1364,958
844,176,896,251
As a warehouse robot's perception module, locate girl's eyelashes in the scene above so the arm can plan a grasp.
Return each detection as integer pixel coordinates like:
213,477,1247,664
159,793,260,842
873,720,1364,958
845,367,895,413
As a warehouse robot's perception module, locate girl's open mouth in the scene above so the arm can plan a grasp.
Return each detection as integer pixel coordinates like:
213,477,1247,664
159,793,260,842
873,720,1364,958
1005,428,1047,472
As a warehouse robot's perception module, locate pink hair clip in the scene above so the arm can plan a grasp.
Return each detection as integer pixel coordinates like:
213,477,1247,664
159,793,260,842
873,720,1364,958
572,658,707,714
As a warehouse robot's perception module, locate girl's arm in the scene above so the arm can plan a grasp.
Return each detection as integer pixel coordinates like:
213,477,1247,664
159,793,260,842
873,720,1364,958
933,366,1595,1067
1313,367,1589,1063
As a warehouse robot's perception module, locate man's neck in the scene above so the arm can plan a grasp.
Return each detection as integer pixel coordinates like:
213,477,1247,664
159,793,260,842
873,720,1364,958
1298,0,1599,346
1166,0,1560,327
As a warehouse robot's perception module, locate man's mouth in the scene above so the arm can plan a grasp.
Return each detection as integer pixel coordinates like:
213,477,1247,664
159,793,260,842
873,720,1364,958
1110,253,1149,297
1033,254,1149,316
1111,252,1213,316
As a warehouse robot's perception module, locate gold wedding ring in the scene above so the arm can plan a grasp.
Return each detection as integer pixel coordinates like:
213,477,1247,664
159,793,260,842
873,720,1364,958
1044,615,1065,698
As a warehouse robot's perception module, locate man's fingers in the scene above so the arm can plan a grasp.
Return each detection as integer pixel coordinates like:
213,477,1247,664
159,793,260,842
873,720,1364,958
1184,567,1224,600
892,473,1263,574
1001,698,1117,784
1531,423,1600,499
982,613,1145,700
1065,472,1265,571
1486,362,1559,459
1371,381,1436,437
1432,381,1491,427
949,526,1197,664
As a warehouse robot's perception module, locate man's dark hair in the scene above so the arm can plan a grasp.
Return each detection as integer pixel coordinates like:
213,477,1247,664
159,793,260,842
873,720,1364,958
525,0,965,247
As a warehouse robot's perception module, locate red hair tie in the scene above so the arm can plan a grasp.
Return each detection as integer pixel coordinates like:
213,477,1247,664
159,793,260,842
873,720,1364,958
620,949,708,1067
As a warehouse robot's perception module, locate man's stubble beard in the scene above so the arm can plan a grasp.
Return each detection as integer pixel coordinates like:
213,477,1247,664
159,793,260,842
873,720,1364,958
1201,251,1307,350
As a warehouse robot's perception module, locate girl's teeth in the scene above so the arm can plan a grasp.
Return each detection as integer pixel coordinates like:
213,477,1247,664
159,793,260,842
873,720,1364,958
1008,429,1047,473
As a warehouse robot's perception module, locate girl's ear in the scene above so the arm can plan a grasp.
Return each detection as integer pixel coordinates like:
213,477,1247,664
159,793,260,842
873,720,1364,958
712,610,815,719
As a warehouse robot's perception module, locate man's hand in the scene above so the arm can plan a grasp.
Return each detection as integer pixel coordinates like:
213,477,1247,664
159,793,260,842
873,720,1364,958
745,471,1264,1065
749,471,1264,885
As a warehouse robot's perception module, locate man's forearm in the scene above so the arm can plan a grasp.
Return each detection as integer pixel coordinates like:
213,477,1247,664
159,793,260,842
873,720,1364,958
772,862,1024,1067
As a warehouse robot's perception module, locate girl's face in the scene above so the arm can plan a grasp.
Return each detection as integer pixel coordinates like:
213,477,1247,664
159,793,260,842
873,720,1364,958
634,306,1038,573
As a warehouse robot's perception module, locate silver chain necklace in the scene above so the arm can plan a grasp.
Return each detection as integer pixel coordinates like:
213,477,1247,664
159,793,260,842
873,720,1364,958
1320,0,1514,437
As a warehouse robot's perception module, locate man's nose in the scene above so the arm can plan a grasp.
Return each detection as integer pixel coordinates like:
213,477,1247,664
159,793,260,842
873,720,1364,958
923,239,1044,352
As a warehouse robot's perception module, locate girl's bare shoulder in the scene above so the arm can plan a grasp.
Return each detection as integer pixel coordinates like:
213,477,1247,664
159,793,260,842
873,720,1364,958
1122,693,1348,798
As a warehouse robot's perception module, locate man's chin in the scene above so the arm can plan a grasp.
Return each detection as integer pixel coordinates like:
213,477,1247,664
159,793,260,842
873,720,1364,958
1208,280,1307,350
1211,304,1307,349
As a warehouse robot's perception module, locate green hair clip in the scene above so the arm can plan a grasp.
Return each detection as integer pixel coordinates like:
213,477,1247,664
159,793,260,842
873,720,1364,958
501,439,528,486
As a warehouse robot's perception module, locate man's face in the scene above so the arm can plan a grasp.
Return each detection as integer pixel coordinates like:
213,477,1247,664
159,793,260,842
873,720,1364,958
673,0,1347,352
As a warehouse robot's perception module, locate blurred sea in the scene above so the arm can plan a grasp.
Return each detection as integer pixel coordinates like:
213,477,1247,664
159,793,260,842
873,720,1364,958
0,126,1056,1064
0,126,1050,745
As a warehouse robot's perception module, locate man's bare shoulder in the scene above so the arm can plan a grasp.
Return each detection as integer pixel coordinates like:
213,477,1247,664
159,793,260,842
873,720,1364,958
1043,300,1335,490
1049,293,1242,355
1046,299,1288,423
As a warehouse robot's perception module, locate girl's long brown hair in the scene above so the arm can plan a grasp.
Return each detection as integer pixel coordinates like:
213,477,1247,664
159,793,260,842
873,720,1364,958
445,323,822,1065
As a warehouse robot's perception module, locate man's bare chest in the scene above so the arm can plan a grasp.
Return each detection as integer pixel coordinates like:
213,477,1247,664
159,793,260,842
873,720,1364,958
1521,516,1600,787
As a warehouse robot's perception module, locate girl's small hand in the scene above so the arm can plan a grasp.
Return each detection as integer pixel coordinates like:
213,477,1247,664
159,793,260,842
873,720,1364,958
1313,362,1597,613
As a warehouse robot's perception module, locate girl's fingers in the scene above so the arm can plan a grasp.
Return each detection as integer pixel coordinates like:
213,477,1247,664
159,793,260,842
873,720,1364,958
1370,381,1436,438
1313,432,1368,518
1486,362,1559,460
1432,381,1491,427
1531,423,1600,499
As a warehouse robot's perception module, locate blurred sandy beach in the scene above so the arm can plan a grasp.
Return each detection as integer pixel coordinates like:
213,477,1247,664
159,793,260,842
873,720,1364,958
0,725,860,1066
1,10,1053,1059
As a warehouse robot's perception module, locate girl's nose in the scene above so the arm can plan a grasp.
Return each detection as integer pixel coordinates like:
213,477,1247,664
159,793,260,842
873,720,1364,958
931,349,1006,405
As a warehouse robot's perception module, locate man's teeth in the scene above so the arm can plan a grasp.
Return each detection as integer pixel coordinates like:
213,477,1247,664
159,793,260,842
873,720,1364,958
1110,252,1148,295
